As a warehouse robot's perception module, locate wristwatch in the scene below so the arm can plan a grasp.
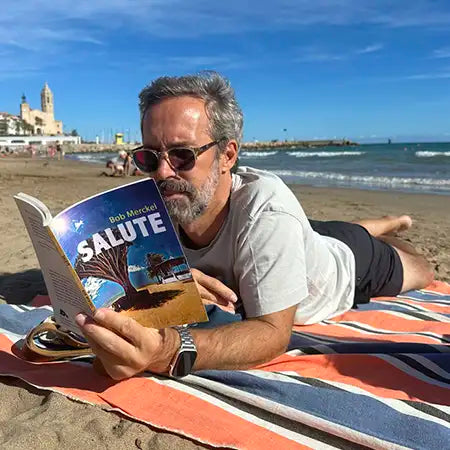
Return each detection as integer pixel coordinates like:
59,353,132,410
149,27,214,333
168,325,197,378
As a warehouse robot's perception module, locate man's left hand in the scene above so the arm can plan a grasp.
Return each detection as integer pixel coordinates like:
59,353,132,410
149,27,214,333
75,309,179,380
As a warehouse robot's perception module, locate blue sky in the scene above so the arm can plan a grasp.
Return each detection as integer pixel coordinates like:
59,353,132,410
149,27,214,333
1,0,450,143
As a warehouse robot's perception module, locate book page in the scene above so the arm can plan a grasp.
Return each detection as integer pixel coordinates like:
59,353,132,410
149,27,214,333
14,196,95,334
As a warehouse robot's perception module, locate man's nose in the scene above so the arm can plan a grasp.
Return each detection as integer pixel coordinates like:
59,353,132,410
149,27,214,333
153,154,177,181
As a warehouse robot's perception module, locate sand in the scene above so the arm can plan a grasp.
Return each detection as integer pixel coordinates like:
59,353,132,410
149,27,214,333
1,157,449,449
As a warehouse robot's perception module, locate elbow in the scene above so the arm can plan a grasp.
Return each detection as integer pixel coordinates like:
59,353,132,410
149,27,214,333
265,324,291,361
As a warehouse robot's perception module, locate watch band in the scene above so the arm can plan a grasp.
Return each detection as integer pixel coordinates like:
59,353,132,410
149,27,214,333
169,325,197,377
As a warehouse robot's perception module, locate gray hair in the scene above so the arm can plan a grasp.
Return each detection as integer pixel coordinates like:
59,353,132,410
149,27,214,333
139,71,243,150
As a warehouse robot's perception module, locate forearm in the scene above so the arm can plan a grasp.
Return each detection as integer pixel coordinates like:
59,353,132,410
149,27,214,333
191,319,289,370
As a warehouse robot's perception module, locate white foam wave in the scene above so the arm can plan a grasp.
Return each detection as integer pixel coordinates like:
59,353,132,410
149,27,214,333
68,153,110,164
415,151,450,158
287,151,365,158
240,151,278,157
272,170,450,189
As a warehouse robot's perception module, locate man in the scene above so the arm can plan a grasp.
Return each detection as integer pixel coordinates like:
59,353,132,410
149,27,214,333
76,72,433,380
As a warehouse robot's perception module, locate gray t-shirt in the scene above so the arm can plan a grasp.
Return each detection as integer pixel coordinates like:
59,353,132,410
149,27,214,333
182,167,355,324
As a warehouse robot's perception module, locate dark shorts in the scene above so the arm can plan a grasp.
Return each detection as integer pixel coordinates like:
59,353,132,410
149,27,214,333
309,220,404,306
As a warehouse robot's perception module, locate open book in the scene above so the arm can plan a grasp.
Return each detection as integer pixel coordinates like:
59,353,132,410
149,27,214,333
14,178,208,335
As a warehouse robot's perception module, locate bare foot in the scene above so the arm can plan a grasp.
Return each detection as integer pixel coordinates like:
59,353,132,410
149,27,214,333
388,215,413,234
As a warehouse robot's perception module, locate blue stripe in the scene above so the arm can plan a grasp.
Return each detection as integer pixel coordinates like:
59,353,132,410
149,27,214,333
198,370,450,449
398,291,450,303
0,304,52,335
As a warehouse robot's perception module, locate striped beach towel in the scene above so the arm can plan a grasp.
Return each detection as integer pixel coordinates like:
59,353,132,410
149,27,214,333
0,281,449,449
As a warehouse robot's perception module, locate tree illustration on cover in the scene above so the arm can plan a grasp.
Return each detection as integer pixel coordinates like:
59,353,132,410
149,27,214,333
147,252,165,283
74,229,182,312
74,229,139,309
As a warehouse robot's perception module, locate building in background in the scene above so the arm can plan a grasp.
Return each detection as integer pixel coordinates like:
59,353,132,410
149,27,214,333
20,83,63,135
0,112,30,135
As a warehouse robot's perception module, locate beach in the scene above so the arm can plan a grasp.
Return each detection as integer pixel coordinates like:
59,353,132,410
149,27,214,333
1,157,449,449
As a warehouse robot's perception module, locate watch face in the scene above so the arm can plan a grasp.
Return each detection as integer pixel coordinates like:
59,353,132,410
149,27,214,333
172,350,197,378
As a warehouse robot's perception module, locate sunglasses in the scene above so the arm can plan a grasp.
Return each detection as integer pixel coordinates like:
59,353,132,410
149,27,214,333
132,138,226,173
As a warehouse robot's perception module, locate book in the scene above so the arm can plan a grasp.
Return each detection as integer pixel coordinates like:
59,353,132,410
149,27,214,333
14,178,208,335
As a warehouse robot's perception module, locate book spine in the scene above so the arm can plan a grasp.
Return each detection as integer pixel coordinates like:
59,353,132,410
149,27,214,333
47,227,96,312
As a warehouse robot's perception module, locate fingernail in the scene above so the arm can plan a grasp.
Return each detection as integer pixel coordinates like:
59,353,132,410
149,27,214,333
229,294,238,302
75,313,87,326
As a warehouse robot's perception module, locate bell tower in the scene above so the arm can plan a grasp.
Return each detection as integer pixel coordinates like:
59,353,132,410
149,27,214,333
41,82,54,117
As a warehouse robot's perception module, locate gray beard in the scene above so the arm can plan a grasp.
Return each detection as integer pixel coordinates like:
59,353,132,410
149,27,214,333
158,160,220,225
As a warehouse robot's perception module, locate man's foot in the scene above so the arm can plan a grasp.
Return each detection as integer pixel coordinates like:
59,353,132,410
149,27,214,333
388,215,413,234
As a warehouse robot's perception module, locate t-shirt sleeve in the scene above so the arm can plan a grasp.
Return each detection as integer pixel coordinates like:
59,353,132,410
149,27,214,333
235,211,308,317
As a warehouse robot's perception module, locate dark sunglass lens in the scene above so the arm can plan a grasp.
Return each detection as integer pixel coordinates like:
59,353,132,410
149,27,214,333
134,150,158,172
169,148,196,171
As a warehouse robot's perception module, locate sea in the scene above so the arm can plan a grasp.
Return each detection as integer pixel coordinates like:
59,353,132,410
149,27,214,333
67,142,450,196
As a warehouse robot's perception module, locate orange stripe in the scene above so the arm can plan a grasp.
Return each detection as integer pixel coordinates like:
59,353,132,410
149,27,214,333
373,297,450,313
424,281,450,294
0,334,109,405
321,310,450,334
0,335,309,449
100,377,310,449
257,353,450,406
293,323,446,344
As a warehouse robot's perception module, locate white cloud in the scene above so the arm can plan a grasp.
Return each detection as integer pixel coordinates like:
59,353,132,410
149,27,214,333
296,43,383,63
356,43,384,54
0,1,448,78
405,71,450,80
296,50,346,62
431,47,450,58
128,264,145,273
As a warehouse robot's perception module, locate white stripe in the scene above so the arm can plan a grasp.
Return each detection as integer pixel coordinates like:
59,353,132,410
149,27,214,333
372,308,423,321
267,371,450,431
417,289,448,297
0,328,26,344
181,373,409,450
402,354,450,380
376,355,450,389
379,300,450,322
373,307,450,323
321,320,445,343
397,294,450,306
9,305,27,312
148,375,339,449
376,300,427,312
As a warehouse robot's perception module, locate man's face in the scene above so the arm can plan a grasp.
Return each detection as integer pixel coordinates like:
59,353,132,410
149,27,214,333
141,96,221,225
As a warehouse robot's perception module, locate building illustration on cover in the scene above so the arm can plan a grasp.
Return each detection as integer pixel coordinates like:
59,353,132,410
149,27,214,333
50,179,207,328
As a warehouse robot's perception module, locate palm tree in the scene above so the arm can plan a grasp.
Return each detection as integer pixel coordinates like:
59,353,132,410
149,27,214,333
146,252,165,283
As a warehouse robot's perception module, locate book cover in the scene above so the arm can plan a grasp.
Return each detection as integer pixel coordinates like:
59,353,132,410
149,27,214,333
49,178,207,329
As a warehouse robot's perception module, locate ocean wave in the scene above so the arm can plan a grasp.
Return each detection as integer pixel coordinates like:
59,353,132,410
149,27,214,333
415,151,450,158
67,152,114,164
272,170,450,189
287,151,365,158
240,151,278,157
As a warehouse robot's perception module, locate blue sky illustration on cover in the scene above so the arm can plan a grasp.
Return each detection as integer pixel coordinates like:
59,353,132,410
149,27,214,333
49,179,188,308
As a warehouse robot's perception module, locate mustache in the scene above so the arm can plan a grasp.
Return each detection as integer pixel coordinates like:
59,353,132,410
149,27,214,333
157,179,195,196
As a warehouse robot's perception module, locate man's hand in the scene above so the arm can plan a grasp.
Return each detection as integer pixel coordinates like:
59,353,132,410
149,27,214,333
75,309,179,380
191,268,238,313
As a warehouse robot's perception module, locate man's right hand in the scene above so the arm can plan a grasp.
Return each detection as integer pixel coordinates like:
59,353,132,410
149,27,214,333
191,268,238,313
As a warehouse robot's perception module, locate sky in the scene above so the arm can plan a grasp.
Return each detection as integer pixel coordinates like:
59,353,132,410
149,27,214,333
1,0,450,143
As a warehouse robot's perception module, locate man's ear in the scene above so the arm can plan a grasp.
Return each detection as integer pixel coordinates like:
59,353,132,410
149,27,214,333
220,140,239,174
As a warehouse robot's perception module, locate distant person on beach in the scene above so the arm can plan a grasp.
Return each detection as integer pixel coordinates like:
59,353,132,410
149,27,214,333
56,142,64,160
101,159,125,176
76,72,434,380
105,150,142,176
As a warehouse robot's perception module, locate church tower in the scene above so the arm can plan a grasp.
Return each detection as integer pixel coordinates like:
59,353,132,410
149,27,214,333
40,82,54,117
